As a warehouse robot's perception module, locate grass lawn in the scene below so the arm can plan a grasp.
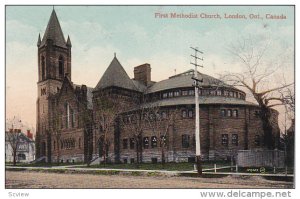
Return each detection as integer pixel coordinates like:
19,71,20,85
87,161,232,171
5,162,85,167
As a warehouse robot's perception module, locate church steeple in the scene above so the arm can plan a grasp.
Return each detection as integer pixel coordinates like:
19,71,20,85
37,8,72,82
40,9,67,48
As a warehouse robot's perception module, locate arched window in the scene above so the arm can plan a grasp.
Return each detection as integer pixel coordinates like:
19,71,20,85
182,110,187,118
151,136,157,148
59,55,64,77
71,108,75,128
41,56,45,80
130,138,135,149
143,137,149,149
65,102,70,128
182,134,190,148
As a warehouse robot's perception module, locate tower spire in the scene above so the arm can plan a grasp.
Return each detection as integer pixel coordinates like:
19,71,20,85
40,9,67,48
37,33,41,47
66,35,72,47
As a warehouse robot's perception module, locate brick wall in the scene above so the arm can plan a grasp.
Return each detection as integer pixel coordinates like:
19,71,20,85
118,104,267,163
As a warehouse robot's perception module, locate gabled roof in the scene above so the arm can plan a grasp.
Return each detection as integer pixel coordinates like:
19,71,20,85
40,9,67,48
5,131,34,143
94,56,138,91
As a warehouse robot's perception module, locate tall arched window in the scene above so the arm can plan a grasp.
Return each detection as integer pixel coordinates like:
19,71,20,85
65,102,70,128
41,56,45,80
59,55,64,77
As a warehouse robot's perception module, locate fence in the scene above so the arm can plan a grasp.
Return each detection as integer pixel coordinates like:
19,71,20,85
237,150,285,168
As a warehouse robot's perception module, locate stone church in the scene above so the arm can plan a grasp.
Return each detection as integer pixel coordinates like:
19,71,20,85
35,9,280,164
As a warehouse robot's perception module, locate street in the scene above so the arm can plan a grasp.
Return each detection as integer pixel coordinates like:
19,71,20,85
6,171,293,189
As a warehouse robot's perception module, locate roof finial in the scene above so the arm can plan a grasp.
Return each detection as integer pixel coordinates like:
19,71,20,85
114,52,116,58
53,5,55,11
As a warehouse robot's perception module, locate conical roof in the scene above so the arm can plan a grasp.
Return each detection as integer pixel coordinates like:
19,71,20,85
94,56,138,91
40,9,66,48
37,33,41,47
66,35,72,47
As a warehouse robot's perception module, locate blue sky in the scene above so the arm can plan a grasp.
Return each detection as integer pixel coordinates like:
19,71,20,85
6,5,294,131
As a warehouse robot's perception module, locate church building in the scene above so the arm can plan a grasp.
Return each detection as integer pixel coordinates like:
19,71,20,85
35,9,280,164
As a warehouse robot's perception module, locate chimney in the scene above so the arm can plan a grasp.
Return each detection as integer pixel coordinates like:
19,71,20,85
27,130,33,139
133,63,151,86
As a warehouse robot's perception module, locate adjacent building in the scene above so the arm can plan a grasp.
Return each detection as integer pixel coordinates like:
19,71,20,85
5,129,35,163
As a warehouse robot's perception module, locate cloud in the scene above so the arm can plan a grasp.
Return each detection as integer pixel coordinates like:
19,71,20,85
72,44,121,87
6,40,38,130
6,20,38,44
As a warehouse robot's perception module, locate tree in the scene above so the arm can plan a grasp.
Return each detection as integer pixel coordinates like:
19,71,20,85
147,105,179,167
120,101,150,166
93,91,122,165
6,130,22,166
221,36,294,149
280,87,295,166
81,109,93,166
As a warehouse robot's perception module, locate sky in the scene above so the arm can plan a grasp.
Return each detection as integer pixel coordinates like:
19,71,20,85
5,5,294,134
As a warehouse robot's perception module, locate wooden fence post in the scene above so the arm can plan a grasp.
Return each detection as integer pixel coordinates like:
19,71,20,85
214,164,216,173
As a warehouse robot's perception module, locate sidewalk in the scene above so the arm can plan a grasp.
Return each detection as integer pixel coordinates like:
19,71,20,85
5,165,294,177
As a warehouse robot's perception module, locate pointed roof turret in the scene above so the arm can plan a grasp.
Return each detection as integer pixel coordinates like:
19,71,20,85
94,56,138,91
37,33,41,47
40,9,66,48
66,35,72,47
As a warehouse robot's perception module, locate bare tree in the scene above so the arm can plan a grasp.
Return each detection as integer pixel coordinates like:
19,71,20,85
147,105,180,167
81,109,93,166
120,102,150,166
93,91,122,165
6,130,22,166
280,87,295,121
280,87,295,166
221,36,294,149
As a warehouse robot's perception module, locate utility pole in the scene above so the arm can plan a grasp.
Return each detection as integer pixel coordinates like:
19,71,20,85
190,47,203,176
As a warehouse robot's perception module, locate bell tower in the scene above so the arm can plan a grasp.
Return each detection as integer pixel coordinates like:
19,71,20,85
36,8,72,161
